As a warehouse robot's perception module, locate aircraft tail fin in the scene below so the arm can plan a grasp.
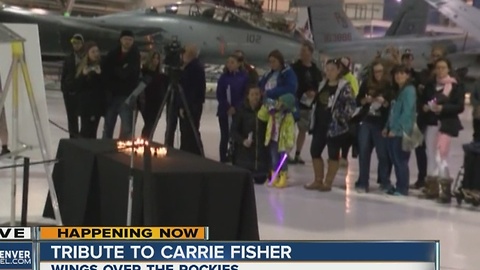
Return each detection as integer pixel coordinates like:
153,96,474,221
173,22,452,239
292,8,313,42
293,0,363,49
385,0,429,36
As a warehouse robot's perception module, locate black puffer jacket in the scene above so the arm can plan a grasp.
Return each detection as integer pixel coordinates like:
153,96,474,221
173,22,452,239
230,102,269,174
76,67,106,117
61,53,81,94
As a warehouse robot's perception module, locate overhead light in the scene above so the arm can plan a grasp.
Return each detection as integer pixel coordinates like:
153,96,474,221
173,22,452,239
31,8,48,14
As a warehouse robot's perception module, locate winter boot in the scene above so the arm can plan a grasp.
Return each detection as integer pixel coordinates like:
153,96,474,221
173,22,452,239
319,159,340,192
0,146,10,156
463,189,474,204
468,190,480,206
267,170,277,187
274,171,288,188
421,176,440,199
304,158,324,190
437,177,453,204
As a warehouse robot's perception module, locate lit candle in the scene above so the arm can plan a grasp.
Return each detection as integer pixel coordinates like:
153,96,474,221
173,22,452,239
158,147,167,157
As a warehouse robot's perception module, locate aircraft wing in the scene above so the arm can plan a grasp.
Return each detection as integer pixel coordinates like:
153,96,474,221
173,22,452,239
423,0,480,42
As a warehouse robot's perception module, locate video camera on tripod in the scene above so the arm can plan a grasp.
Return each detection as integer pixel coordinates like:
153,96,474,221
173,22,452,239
148,36,204,156
164,37,184,81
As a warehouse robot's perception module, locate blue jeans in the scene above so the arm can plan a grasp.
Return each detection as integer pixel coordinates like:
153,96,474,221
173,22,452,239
270,141,287,172
357,122,392,189
103,96,134,139
387,136,411,195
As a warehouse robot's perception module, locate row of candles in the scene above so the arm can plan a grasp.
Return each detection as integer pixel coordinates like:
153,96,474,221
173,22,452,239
116,139,167,157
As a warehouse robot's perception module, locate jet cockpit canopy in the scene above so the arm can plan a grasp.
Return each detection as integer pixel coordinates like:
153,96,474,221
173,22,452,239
157,2,292,36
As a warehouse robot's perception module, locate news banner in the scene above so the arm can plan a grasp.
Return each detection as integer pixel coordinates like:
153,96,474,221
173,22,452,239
1,227,439,270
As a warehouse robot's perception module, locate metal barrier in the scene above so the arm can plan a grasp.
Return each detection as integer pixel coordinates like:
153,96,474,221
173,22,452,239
0,157,58,226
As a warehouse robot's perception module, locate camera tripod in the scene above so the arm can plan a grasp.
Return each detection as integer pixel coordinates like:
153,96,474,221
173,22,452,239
148,69,204,157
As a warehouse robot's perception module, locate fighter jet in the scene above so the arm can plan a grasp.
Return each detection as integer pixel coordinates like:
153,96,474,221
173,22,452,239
422,0,480,43
0,0,439,67
294,0,480,78
2,0,479,77
0,3,302,66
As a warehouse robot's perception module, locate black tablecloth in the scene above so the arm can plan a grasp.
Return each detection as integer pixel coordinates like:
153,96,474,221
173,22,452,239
43,139,259,240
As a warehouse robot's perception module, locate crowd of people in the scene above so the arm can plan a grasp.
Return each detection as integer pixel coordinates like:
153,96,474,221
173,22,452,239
59,31,479,199
60,31,206,157
219,42,474,198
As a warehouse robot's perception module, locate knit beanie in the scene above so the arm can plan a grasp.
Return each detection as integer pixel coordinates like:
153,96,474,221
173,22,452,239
120,30,134,39
278,94,296,112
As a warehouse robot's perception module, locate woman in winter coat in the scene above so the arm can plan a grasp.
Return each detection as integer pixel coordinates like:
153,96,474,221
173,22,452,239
304,58,357,192
216,55,249,162
420,58,465,197
75,41,106,138
258,50,297,101
338,56,360,165
231,86,269,184
139,51,168,139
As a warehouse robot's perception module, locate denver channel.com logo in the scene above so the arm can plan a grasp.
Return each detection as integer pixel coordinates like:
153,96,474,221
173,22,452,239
0,227,33,267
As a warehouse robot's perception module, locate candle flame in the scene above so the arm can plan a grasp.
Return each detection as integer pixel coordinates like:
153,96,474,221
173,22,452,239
116,139,167,157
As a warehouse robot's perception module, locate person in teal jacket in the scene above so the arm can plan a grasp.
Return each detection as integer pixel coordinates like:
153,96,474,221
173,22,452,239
384,64,416,196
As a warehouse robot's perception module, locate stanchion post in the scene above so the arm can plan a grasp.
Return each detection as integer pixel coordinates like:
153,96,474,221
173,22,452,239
21,157,30,226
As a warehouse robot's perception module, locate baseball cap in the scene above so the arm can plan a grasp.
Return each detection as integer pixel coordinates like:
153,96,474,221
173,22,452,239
71,33,84,43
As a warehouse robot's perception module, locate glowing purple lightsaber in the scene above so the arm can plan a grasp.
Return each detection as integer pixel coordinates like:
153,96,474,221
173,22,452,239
269,153,288,185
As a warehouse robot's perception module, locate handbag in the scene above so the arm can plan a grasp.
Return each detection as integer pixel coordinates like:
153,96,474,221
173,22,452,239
402,122,423,151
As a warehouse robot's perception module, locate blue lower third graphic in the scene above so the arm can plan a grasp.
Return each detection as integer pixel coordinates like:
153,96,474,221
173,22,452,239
0,242,33,269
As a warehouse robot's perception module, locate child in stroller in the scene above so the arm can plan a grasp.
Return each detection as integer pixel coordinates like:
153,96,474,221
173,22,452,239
231,87,270,184
453,142,480,206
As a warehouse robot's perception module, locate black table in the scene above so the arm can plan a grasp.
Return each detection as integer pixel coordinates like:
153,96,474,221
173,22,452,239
43,139,259,240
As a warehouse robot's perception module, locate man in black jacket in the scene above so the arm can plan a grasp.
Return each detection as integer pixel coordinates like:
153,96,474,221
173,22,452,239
177,45,206,155
290,42,322,164
401,53,421,86
61,33,84,138
102,30,141,139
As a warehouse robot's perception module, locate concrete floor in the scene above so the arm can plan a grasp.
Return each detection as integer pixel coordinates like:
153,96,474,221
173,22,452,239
0,90,478,270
